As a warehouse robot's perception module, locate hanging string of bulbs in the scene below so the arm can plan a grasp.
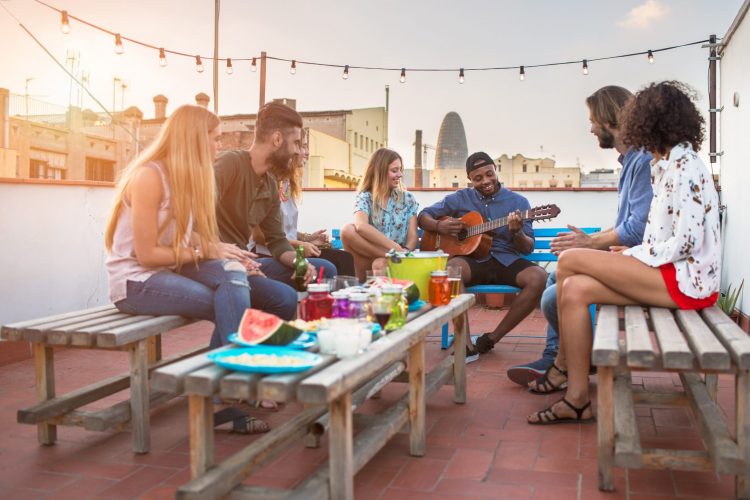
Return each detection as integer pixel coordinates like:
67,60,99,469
48,1,707,84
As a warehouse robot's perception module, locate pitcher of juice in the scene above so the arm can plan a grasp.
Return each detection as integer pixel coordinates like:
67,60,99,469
381,284,407,330
300,283,333,321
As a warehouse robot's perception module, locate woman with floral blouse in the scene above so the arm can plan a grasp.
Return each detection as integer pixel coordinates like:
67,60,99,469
527,81,721,425
341,148,419,282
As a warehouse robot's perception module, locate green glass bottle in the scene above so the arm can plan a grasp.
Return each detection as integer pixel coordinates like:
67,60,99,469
294,245,308,292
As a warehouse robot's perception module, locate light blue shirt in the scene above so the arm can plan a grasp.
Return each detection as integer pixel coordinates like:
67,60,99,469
354,190,419,247
614,148,653,247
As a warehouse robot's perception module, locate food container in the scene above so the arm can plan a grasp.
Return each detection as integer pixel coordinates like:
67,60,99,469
387,251,447,301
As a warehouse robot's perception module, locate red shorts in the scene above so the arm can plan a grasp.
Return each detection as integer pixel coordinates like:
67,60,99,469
659,263,718,310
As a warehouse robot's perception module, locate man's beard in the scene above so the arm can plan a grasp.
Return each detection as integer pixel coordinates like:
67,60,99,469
268,148,294,178
597,129,615,149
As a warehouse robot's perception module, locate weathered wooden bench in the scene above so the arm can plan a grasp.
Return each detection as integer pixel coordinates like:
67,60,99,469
593,304,750,497
152,293,475,500
0,305,204,454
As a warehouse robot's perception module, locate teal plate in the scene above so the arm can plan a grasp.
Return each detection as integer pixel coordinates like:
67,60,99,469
227,332,316,350
208,346,321,374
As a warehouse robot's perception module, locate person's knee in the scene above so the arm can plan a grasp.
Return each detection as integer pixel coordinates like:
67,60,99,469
560,275,590,308
341,224,357,245
520,267,547,296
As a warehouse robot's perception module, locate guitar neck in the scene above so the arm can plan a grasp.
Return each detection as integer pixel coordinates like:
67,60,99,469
466,210,532,237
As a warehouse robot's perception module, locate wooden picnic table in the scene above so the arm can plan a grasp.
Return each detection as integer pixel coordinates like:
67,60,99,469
151,293,475,500
592,304,750,498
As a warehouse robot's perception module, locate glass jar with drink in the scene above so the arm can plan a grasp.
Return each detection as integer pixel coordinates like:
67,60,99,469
381,284,407,330
300,283,333,321
428,270,451,306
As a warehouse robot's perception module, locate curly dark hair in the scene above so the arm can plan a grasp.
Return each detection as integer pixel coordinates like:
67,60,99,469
621,81,705,155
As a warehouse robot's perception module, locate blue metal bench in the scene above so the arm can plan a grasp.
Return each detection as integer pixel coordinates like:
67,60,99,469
441,226,601,349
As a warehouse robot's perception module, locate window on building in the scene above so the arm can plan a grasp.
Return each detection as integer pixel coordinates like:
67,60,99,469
497,163,501,172
535,165,540,173
564,180,573,188
519,180,528,187
533,180,543,187
549,178,558,187
86,157,116,182
452,182,459,188
522,164,527,173
354,132,358,148
29,159,65,180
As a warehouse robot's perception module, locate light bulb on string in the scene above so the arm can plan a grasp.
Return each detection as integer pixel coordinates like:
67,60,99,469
226,58,233,75
159,48,167,67
251,57,257,72
582,59,589,75
459,68,465,84
195,55,204,73
647,50,654,64
519,65,525,81
114,34,124,54
60,10,70,34
290,60,297,74
400,68,406,83
342,65,349,80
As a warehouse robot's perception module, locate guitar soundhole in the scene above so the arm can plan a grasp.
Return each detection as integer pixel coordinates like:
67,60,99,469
457,229,468,241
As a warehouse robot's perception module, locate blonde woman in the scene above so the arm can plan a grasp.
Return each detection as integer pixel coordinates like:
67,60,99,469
105,105,254,351
341,148,419,281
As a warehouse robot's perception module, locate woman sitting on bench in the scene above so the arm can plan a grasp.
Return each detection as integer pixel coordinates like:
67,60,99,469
527,81,721,425
105,105,254,351
341,148,419,282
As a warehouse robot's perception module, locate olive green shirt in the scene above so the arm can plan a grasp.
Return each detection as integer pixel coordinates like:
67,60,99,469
214,150,293,260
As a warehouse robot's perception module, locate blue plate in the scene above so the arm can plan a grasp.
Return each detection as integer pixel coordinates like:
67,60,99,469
408,299,427,312
208,346,321,374
227,332,316,350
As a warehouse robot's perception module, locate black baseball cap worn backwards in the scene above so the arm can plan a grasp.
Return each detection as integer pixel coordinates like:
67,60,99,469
466,152,496,175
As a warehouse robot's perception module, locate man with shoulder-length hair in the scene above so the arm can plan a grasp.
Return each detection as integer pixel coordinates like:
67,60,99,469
214,102,336,329
507,85,653,390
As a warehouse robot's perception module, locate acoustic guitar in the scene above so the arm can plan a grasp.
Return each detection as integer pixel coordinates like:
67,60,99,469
420,204,561,258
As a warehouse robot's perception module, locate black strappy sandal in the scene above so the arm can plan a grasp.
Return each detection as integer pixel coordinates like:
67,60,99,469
527,362,568,394
528,398,596,426
214,407,270,434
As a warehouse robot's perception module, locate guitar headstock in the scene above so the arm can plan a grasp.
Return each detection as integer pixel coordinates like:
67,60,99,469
529,204,561,222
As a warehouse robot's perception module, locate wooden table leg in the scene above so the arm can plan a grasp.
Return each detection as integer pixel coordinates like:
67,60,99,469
328,391,354,500
597,366,615,491
129,339,150,454
147,334,162,365
705,373,718,402
33,342,56,445
409,339,426,457
736,370,750,498
452,311,468,404
189,394,215,479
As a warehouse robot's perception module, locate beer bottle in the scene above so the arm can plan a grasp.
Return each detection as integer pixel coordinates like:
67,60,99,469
294,245,308,291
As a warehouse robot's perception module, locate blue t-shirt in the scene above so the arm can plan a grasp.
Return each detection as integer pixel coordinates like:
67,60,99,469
419,187,534,266
614,148,653,247
354,190,419,246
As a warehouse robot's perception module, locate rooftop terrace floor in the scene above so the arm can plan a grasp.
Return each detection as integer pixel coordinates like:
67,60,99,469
0,306,737,499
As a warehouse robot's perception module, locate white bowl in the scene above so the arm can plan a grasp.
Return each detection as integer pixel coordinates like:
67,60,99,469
316,329,337,354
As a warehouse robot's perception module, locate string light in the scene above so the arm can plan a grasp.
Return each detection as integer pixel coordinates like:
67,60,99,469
290,60,296,74
519,65,525,81
459,68,465,84
195,55,204,73
342,64,349,79
60,10,70,34
251,57,257,72
226,58,233,74
400,68,406,83
648,50,655,64
158,47,167,67
114,33,124,54
582,59,589,75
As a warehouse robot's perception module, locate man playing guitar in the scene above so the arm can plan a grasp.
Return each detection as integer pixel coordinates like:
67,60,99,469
418,152,548,356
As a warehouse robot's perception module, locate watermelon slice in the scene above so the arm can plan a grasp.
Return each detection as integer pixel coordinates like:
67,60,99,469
238,309,303,346
369,278,420,304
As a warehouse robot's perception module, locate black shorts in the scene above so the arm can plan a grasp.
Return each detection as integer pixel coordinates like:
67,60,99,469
455,256,540,288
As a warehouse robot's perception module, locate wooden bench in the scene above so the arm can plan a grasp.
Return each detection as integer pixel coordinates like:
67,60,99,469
441,226,600,348
592,304,750,497
0,305,204,454
151,294,475,500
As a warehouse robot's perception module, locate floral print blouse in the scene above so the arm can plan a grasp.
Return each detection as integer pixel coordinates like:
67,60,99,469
624,143,721,299
354,190,418,247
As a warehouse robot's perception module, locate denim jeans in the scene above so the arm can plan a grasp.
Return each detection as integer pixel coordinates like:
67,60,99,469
540,271,559,361
257,257,337,288
115,259,250,350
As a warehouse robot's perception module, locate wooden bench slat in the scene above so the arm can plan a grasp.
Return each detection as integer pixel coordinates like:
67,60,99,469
649,307,695,370
257,354,338,403
675,310,731,371
152,345,232,394
5,308,124,343
592,305,620,366
624,306,655,368
220,372,262,401
68,315,163,346
185,365,228,397
701,306,750,370
0,304,116,333
96,315,192,347
48,313,134,335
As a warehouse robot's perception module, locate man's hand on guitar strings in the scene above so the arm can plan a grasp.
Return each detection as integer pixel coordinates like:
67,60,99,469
508,210,524,234
438,217,466,237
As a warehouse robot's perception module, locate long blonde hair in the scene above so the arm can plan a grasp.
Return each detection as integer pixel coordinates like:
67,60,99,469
105,105,221,268
284,127,306,202
357,148,404,218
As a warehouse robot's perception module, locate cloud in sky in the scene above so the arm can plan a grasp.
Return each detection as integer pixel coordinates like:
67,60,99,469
618,0,670,29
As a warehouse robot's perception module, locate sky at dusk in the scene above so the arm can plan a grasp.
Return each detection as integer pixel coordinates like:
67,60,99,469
0,0,744,173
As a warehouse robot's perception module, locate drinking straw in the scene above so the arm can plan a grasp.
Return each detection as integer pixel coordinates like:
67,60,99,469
318,265,325,283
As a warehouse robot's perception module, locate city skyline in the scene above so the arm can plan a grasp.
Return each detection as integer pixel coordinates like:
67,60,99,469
0,0,743,174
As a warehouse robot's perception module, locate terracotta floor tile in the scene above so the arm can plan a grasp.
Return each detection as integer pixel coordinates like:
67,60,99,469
434,478,532,498
443,449,494,480
627,469,676,496
390,457,448,491
486,468,580,489
96,466,178,498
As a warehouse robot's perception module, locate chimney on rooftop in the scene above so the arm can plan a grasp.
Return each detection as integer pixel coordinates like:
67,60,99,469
414,129,423,188
195,93,210,108
153,94,168,120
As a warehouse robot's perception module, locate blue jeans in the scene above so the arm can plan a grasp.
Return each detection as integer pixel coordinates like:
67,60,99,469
257,257,337,288
540,271,559,361
115,259,250,350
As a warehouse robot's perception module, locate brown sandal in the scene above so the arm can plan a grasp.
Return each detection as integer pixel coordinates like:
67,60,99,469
528,398,595,426
528,362,568,394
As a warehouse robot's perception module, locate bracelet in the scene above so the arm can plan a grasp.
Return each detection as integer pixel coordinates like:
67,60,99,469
435,220,441,233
